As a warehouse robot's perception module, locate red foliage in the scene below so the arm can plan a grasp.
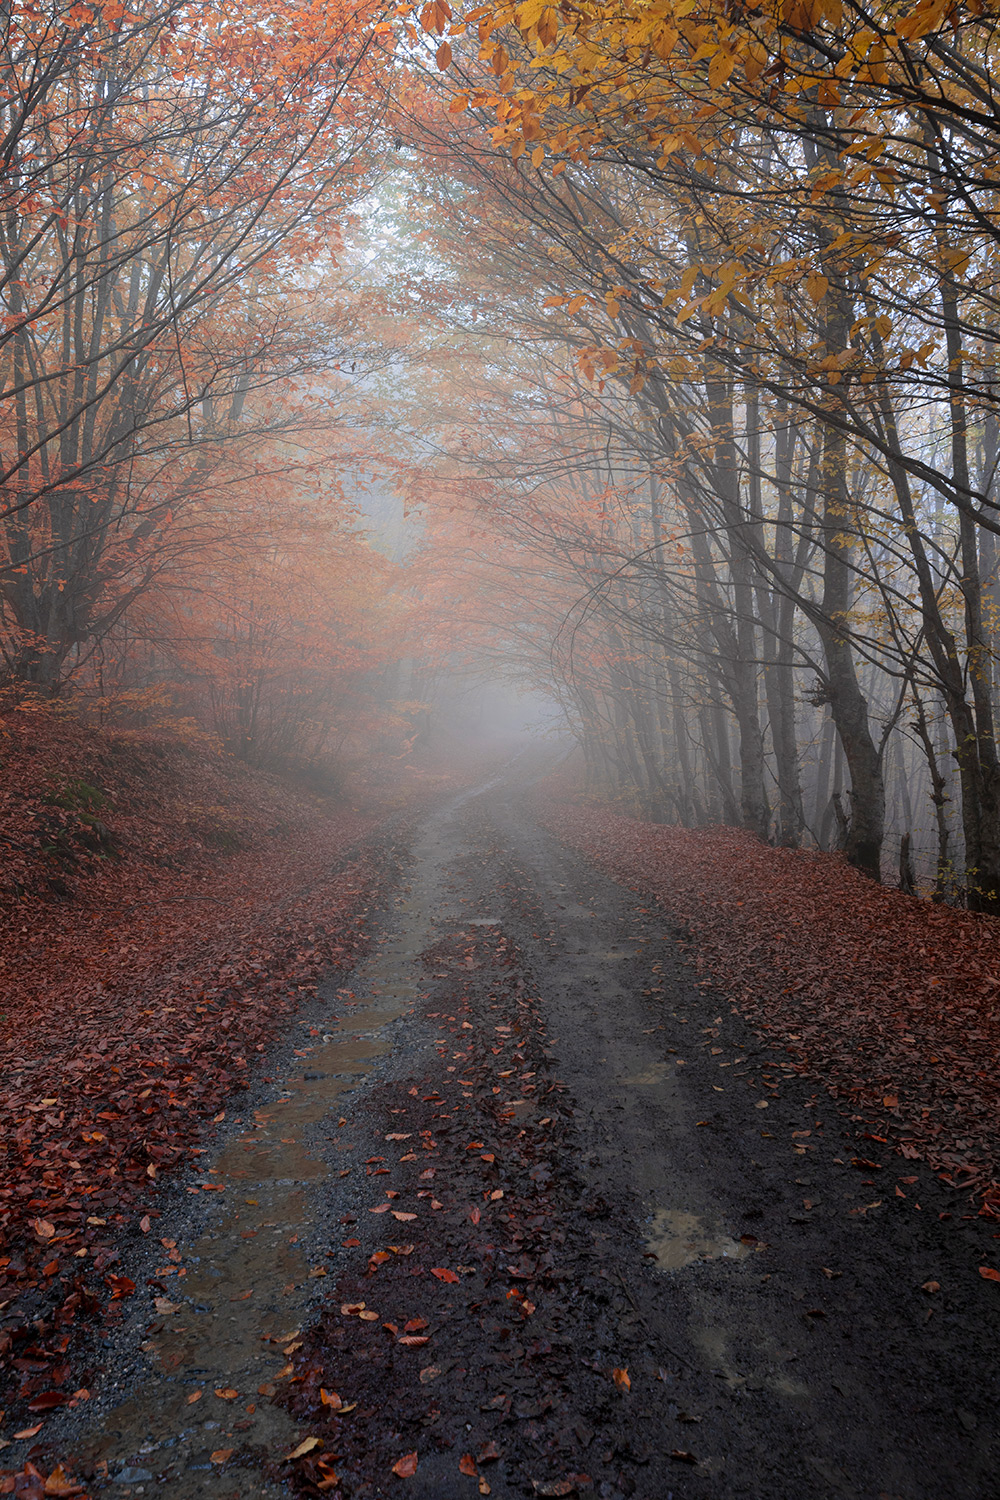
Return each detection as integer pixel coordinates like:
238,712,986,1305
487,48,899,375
540,800,1000,1219
0,710,388,1408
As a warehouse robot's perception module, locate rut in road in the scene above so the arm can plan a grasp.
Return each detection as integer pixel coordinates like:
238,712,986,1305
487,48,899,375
29,767,1000,1498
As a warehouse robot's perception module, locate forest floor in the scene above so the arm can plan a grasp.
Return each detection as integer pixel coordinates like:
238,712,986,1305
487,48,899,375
3,748,999,1499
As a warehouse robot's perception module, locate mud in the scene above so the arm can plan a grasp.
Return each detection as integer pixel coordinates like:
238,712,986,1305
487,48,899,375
13,756,1000,1499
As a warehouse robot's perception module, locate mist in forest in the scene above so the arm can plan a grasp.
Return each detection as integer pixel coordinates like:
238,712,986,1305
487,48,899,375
3,0,1000,908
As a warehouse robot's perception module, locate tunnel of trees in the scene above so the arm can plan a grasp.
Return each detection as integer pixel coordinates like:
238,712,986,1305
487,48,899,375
4,0,1000,905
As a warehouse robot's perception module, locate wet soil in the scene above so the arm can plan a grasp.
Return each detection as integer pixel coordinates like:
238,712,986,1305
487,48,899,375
12,761,1000,1499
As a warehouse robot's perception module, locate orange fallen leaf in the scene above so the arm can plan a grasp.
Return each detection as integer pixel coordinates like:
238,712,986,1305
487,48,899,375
210,1449,234,1464
187,1390,203,1404
399,1334,430,1346
459,1454,477,1476
979,1266,1000,1283
14,1424,44,1439
33,1219,55,1240
43,1467,86,1497
391,1211,417,1221
215,1388,239,1400
392,1452,418,1478
154,1297,180,1314
431,1267,460,1283
611,1367,630,1391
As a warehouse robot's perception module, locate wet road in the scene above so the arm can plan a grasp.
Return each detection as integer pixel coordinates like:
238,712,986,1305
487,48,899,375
29,762,1000,1498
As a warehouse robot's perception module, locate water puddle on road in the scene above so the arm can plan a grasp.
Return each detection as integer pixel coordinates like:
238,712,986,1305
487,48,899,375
646,1208,752,1271
65,816,467,1496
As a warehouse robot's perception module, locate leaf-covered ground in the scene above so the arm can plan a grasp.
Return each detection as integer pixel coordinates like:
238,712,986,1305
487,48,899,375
0,712,403,1427
538,800,1000,1222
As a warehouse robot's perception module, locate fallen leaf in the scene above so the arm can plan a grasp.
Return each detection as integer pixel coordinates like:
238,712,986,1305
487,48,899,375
531,1481,575,1497
187,1390,203,1404
28,1392,69,1412
979,1266,1000,1283
392,1451,418,1477
154,1297,180,1314
215,1388,239,1400
670,1449,698,1463
922,1280,940,1294
210,1449,234,1464
459,1454,477,1476
13,1424,44,1439
611,1367,630,1392
431,1267,460,1283
286,1436,321,1461
43,1467,86,1497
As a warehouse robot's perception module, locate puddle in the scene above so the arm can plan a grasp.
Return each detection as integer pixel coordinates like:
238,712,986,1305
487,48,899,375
59,811,472,1495
646,1208,752,1270
621,1060,672,1087
693,1326,810,1399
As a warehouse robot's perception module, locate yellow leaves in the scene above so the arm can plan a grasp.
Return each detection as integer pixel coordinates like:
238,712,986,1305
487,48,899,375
895,0,952,41
566,294,588,314
514,0,548,27
604,286,627,318
286,1436,321,1461
448,94,469,112
652,26,678,60
419,0,452,36
707,48,736,89
530,144,545,168
743,42,768,82
678,263,700,300
804,272,828,304
535,6,559,47
941,245,971,277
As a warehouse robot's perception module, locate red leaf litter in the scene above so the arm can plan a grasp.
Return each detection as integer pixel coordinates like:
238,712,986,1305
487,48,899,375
0,710,394,1410
540,801,1000,1220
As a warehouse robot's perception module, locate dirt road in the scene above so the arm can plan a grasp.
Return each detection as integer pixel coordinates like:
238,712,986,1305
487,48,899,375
24,762,1000,1498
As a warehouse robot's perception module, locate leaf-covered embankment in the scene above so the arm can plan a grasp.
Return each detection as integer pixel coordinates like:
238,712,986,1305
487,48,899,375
0,710,408,1416
538,798,1000,1222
